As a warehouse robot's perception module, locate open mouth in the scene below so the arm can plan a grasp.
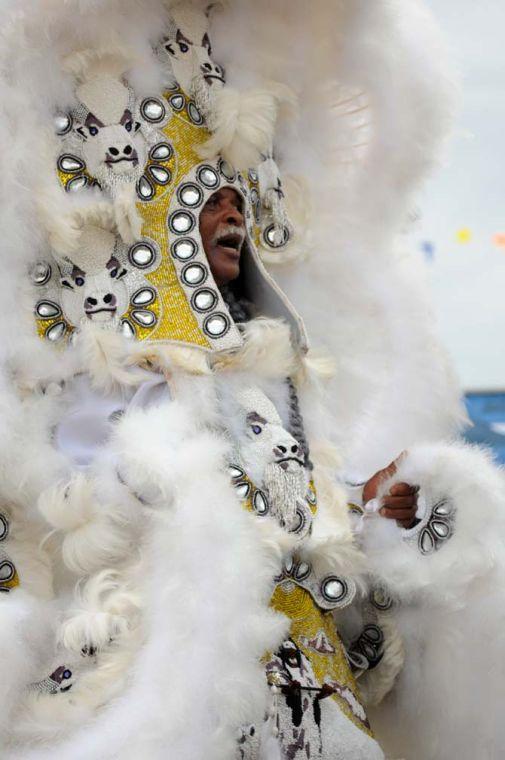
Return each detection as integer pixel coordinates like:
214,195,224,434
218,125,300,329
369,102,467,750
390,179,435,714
216,233,243,256
85,307,117,318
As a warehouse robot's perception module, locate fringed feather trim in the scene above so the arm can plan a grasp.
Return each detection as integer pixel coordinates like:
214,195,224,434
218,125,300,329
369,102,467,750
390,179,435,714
211,318,298,378
110,182,143,245
62,47,135,83
59,570,141,656
40,195,118,259
74,322,147,393
300,440,366,582
199,82,296,169
127,341,212,376
37,475,133,575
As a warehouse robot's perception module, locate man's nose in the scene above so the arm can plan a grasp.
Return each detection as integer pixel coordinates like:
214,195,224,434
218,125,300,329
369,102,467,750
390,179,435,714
222,202,244,227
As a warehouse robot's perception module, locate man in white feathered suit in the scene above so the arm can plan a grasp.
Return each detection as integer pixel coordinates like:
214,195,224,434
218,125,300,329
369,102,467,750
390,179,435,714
0,1,504,759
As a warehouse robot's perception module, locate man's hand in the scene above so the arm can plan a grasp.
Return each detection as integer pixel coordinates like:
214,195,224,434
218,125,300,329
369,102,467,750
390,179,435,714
362,456,419,529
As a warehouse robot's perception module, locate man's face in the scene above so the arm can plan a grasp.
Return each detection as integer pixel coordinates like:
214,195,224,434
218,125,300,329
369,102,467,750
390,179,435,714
199,188,245,286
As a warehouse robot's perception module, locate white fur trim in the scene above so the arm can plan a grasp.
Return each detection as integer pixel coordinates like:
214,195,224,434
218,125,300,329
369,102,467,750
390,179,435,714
38,192,119,260
38,473,133,575
361,441,505,604
301,445,365,584
59,570,140,656
211,318,297,378
8,391,288,758
63,47,135,83
74,323,147,393
199,83,296,168
111,182,142,244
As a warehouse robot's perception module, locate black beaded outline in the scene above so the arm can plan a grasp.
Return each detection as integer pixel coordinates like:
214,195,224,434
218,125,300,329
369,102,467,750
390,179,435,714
191,287,218,313
181,261,207,287
141,97,167,123
169,209,196,235
203,311,230,338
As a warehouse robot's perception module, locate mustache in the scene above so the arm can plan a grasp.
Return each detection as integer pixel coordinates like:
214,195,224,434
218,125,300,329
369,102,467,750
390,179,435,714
211,224,246,247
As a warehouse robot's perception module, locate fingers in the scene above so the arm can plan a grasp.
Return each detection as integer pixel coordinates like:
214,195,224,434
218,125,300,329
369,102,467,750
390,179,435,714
362,452,408,503
379,507,417,521
382,495,417,510
363,461,398,502
381,482,418,526
389,482,419,497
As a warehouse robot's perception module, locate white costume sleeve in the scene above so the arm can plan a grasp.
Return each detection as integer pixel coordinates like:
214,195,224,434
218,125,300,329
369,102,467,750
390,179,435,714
358,441,505,604
350,442,505,760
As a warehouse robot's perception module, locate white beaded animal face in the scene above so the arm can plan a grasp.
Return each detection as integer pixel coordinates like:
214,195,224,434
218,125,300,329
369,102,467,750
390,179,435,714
33,223,161,342
78,117,145,180
162,3,225,97
235,387,305,481
227,386,313,534
60,257,129,326
72,77,147,184
58,225,130,326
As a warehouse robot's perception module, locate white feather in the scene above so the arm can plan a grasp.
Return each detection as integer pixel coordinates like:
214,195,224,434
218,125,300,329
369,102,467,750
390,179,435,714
200,83,296,169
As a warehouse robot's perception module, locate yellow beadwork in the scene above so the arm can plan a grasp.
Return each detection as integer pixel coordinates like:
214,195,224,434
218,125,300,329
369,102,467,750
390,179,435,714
57,166,94,191
1,567,20,592
270,583,372,737
235,470,372,737
307,479,318,514
52,84,273,350
55,90,213,348
134,96,210,347
124,289,162,342
36,315,73,344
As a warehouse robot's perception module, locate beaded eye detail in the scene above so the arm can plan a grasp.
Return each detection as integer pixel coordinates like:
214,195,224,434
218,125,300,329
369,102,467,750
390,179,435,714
251,424,262,435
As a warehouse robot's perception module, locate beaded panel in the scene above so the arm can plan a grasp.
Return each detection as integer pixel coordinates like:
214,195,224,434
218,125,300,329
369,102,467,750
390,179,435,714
0,513,20,593
51,64,303,354
230,460,370,738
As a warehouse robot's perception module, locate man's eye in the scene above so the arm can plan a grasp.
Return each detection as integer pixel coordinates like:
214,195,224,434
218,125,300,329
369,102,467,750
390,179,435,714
124,121,132,132
109,268,118,279
178,42,189,53
88,126,99,137
251,425,262,435
75,276,85,287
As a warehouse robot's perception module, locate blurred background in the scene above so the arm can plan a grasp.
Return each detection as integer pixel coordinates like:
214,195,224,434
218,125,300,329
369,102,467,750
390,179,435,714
413,0,505,461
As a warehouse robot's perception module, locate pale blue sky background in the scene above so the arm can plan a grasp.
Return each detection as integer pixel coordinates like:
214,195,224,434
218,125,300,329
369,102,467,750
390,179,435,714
414,1,505,390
